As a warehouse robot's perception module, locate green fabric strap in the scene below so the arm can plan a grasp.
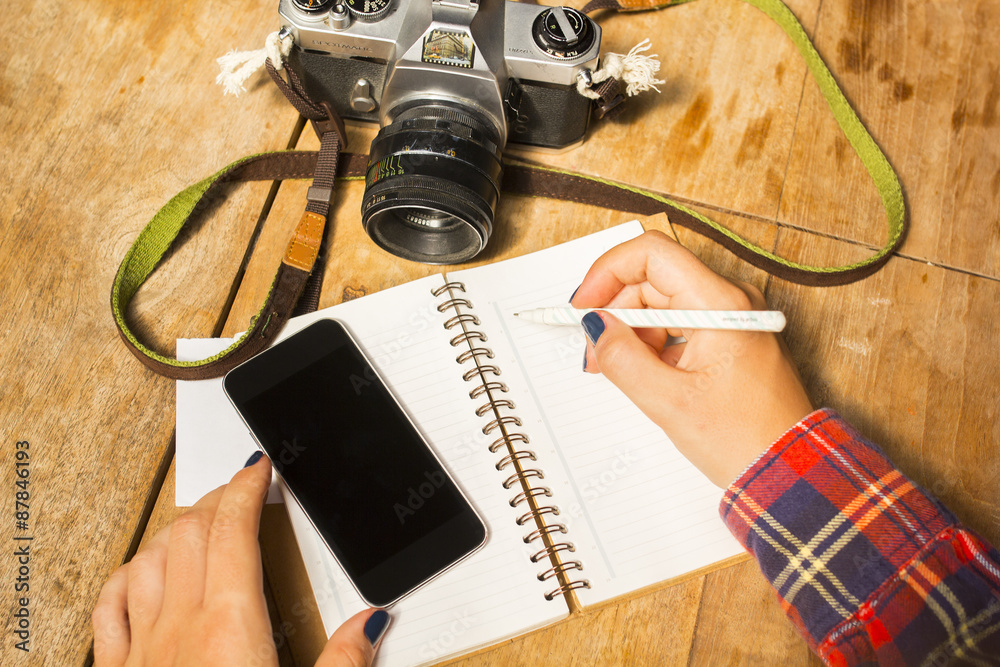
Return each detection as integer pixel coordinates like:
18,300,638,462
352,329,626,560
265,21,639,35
570,0,906,280
111,0,906,377
113,163,237,369
738,0,906,275
111,153,291,372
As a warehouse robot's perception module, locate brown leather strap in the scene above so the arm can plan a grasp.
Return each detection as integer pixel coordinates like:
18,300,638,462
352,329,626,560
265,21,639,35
500,163,899,286
112,103,349,380
237,150,898,286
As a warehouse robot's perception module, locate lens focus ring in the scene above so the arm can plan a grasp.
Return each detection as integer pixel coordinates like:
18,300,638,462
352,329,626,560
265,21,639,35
362,105,503,264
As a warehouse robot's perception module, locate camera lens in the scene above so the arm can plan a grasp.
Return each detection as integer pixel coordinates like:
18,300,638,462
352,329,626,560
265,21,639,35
362,105,503,264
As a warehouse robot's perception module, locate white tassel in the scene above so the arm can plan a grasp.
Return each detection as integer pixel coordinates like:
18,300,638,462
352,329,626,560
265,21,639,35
216,31,292,97
577,38,665,100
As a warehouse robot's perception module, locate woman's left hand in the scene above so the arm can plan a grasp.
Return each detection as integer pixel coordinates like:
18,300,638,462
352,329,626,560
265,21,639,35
92,454,388,666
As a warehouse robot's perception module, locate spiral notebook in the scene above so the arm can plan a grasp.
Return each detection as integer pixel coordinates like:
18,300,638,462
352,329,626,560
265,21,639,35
223,220,745,665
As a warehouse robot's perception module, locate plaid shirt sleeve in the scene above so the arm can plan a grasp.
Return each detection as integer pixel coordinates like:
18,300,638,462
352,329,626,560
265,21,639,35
719,409,1000,665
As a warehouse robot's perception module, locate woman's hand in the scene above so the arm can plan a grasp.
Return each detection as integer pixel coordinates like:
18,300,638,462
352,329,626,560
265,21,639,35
574,230,813,487
92,453,390,666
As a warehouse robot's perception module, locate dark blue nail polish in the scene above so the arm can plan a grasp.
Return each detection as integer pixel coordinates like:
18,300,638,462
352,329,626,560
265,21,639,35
582,348,588,372
243,451,263,468
568,284,581,303
364,609,390,646
581,312,605,346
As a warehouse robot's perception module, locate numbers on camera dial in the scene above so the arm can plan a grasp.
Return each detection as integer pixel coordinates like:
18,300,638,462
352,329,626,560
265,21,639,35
345,0,393,22
292,0,337,12
532,7,594,59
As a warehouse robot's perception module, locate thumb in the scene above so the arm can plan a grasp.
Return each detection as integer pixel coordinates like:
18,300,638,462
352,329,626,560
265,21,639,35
315,609,390,667
582,311,684,426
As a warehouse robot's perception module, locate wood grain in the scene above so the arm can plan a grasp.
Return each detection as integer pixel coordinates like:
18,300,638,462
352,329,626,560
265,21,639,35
534,0,823,220
766,225,1000,547
0,1,298,664
778,0,1000,277
7,0,999,664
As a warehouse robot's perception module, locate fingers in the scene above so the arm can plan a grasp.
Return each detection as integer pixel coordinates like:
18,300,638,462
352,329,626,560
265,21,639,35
203,454,272,602
315,609,390,667
160,484,228,613
92,565,131,666
581,312,684,427
572,230,735,311
124,524,171,641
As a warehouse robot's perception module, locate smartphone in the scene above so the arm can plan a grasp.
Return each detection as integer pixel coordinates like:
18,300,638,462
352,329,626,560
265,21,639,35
223,318,488,607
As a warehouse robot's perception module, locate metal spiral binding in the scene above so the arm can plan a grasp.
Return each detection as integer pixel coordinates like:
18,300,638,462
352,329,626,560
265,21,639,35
477,399,514,417
537,561,583,582
496,450,535,471
518,506,559,526
444,313,479,329
510,487,552,508
544,580,591,601
470,381,506,399
503,468,541,488
431,282,466,297
464,364,499,381
456,347,494,364
489,432,526,453
523,523,566,543
437,298,473,312
529,541,574,562
432,279,590,603
483,415,521,435
450,331,486,346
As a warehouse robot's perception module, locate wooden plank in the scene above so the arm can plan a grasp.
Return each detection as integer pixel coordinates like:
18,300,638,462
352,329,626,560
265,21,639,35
689,561,822,665
0,1,300,664
537,0,822,221
127,0,1000,665
765,226,1000,547
778,0,1000,277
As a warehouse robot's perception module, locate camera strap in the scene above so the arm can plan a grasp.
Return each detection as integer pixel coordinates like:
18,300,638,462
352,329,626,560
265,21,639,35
110,64,349,380
111,0,905,380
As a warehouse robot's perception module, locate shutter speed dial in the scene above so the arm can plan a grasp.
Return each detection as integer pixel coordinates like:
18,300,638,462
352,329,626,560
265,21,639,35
344,0,393,22
531,7,594,59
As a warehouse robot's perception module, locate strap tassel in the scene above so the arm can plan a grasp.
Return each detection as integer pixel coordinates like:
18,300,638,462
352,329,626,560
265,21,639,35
577,38,665,99
216,31,292,97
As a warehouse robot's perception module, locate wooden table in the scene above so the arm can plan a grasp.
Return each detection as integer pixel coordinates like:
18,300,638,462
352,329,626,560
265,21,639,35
3,0,998,664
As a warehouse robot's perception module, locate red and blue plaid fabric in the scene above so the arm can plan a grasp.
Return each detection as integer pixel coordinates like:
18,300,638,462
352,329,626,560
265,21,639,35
720,409,1000,665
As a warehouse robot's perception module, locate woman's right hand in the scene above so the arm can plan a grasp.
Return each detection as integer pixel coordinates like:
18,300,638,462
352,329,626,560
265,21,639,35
572,230,814,487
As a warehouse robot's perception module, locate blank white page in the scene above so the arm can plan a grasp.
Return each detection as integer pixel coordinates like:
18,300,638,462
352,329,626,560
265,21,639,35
278,276,566,667
452,223,743,608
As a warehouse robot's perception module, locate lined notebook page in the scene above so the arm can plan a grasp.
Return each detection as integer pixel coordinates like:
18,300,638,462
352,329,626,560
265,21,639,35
452,223,744,607
278,276,565,667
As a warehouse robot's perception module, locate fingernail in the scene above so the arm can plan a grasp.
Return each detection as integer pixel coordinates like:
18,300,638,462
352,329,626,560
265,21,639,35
243,451,263,468
582,348,588,372
581,311,605,346
364,609,390,646
568,284,581,303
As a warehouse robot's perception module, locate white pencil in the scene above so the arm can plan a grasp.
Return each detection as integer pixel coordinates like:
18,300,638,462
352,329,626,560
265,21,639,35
513,307,786,332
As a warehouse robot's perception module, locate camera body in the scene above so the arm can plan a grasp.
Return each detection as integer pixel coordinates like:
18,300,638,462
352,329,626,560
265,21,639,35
278,0,603,263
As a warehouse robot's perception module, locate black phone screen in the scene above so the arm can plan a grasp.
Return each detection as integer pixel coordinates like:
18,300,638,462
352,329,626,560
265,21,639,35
224,318,486,607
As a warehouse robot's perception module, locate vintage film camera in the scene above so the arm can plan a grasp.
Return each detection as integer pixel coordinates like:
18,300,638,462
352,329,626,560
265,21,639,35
279,0,602,263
